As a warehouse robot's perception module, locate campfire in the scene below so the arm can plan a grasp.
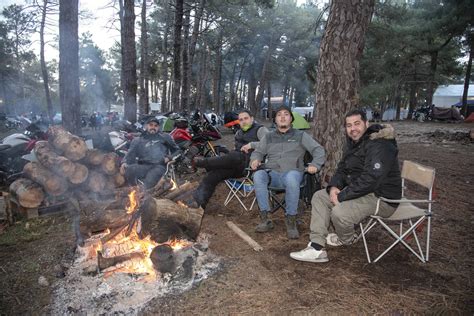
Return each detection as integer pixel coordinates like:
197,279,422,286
51,182,221,314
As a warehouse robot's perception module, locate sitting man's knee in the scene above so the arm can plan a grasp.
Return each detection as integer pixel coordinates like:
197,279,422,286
311,189,327,203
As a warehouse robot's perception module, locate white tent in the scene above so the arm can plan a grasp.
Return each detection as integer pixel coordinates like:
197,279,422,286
433,84,474,108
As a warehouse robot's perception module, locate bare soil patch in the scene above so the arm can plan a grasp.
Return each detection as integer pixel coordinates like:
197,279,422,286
0,121,473,314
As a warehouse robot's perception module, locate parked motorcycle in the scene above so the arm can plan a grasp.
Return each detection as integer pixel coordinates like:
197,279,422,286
0,122,48,186
412,104,433,122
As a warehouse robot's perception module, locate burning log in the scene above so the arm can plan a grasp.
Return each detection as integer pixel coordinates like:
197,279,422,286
163,181,198,201
149,244,175,273
9,178,45,208
79,202,131,234
101,152,119,175
23,162,68,196
140,197,204,241
47,126,88,161
97,250,145,271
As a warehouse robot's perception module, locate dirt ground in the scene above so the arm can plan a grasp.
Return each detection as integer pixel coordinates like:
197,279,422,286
0,120,473,314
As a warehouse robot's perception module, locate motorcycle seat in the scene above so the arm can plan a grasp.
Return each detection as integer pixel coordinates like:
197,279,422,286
0,144,11,151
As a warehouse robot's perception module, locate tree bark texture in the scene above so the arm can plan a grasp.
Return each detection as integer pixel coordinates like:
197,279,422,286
461,34,473,117
172,0,184,111
138,0,149,116
180,6,191,111
40,0,53,122
313,0,375,181
121,0,138,122
59,0,81,134
160,1,170,113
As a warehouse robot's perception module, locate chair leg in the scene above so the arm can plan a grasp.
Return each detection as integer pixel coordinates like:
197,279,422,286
426,216,431,261
373,217,426,263
360,220,373,263
409,219,425,262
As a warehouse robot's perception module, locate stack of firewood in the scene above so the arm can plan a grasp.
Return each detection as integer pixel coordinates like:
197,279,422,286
9,126,125,209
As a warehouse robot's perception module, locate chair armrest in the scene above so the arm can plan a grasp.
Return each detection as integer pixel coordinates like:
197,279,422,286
379,197,435,203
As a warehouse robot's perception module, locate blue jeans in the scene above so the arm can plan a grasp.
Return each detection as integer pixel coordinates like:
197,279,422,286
253,169,303,216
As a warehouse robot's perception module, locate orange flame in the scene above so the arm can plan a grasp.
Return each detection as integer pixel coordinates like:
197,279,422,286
126,190,138,214
170,179,178,190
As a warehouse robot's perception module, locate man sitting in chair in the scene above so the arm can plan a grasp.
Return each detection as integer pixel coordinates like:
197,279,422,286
250,105,325,239
192,110,269,209
290,108,401,263
120,117,181,189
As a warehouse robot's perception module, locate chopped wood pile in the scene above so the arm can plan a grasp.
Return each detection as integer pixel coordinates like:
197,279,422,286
9,126,125,209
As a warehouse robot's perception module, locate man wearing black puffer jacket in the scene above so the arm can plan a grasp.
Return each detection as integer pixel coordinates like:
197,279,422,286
290,109,401,263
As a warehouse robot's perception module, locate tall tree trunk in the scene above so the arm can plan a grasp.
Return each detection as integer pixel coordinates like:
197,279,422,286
212,32,223,112
255,38,277,112
120,0,138,122
39,0,53,121
161,6,170,113
267,80,272,120
408,82,417,120
171,0,184,111
180,6,190,112
187,0,205,111
461,34,473,117
247,67,257,115
138,0,149,116
59,0,80,134
426,50,438,108
313,0,375,181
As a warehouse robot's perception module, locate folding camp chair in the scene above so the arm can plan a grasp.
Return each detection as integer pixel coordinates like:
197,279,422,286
224,169,256,212
267,174,308,214
359,160,436,263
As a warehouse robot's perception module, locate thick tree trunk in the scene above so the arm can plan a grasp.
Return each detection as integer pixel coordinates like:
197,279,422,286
138,0,149,116
426,50,438,108
40,0,53,122
59,0,81,134
212,33,223,112
180,6,191,111
161,20,169,113
461,35,473,117
313,0,375,181
171,0,184,111
121,0,138,123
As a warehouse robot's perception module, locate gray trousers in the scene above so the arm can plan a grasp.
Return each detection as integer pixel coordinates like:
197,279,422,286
309,189,396,247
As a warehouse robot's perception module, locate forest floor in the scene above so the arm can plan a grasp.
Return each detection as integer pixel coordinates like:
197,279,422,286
0,120,473,314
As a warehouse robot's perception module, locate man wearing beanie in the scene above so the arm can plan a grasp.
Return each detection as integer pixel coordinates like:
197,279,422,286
250,105,325,239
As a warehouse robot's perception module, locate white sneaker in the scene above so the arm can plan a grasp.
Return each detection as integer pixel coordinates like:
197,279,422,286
290,243,329,263
326,232,358,247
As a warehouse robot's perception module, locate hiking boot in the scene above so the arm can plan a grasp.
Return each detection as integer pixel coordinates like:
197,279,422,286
290,242,329,263
285,215,300,239
326,232,358,247
255,211,274,233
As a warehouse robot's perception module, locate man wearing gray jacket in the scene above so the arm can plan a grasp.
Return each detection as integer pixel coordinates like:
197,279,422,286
250,105,325,239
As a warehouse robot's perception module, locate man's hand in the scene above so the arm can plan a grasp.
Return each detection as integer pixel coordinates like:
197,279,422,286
250,159,261,170
307,165,318,174
329,187,340,205
241,143,252,153
119,163,128,175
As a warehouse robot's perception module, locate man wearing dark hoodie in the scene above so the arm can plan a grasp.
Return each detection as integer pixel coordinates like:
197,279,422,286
290,109,401,263
120,117,181,189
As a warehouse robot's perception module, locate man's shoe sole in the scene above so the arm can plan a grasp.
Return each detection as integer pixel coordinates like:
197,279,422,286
289,254,329,263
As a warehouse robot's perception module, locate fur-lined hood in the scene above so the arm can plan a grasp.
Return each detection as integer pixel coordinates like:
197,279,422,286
368,124,396,140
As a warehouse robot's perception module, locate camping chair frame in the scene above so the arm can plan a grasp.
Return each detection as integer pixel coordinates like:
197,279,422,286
224,169,256,212
359,160,435,263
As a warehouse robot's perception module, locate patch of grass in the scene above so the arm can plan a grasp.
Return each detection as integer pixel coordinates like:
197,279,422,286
0,217,67,246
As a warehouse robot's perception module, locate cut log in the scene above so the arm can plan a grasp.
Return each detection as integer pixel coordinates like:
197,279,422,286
79,203,131,233
163,181,195,200
101,153,119,175
47,126,87,161
98,250,145,271
9,178,45,208
86,170,106,193
113,173,125,187
34,141,75,177
83,149,106,165
139,197,204,241
226,221,263,252
23,162,68,196
69,162,89,184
